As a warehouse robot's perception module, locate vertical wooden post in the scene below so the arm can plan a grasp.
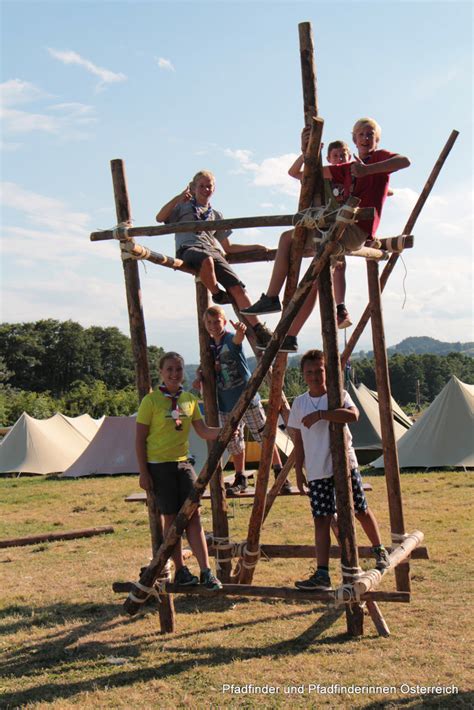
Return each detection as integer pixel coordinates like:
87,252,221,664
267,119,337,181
111,158,175,632
367,259,410,592
319,264,364,637
195,281,231,582
237,22,323,583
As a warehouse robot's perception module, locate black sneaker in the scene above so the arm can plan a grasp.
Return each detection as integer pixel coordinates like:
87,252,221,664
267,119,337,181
279,335,298,353
372,545,390,571
212,289,232,305
254,323,273,350
174,565,199,586
279,479,293,495
200,568,223,591
226,473,248,497
295,570,332,591
240,293,282,315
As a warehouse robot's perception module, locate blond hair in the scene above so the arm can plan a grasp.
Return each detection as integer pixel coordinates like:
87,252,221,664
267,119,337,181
189,170,215,194
204,305,226,320
352,117,382,143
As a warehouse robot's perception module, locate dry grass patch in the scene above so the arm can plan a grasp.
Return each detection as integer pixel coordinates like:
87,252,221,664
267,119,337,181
0,471,473,708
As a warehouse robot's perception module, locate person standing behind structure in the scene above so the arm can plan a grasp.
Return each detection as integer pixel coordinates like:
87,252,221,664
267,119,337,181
288,349,390,591
156,170,273,351
194,305,290,496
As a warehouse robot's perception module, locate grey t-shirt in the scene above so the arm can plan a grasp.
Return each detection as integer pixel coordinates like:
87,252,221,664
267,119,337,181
166,201,232,255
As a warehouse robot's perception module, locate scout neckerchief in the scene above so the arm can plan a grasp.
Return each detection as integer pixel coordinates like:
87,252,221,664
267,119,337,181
210,333,227,375
190,197,212,222
159,384,184,430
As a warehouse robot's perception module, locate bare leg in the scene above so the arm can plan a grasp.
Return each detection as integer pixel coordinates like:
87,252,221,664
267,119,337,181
232,449,245,474
355,508,383,547
287,281,318,336
198,256,220,294
266,230,293,296
315,515,332,568
333,259,346,305
185,510,211,570
163,514,184,570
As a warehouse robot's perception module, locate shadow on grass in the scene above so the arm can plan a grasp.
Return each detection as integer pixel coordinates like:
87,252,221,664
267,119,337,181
1,601,351,705
362,691,472,708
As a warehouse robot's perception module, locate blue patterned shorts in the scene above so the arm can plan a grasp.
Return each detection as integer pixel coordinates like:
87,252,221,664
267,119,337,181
308,469,368,518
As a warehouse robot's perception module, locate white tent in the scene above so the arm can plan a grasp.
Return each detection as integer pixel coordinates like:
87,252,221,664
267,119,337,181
360,383,413,429
346,381,409,464
371,376,474,470
62,415,218,477
0,412,99,475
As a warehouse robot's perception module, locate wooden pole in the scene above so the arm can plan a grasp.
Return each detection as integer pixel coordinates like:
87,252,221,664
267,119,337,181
0,526,113,548
237,117,324,584
123,197,360,616
341,129,459,368
195,281,231,582
319,262,364,637
207,542,429,560
115,581,409,603
111,159,175,632
367,259,410,593
353,531,424,596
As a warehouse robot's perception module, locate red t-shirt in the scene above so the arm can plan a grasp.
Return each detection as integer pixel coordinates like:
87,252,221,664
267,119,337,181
328,149,395,237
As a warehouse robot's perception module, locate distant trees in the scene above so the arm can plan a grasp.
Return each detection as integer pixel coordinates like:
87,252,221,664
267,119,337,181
0,320,162,424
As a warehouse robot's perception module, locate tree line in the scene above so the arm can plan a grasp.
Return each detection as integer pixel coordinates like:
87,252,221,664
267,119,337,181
1,320,473,426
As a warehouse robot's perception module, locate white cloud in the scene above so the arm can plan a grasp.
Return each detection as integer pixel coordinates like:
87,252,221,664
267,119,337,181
155,57,175,71
47,48,127,90
0,100,96,139
0,79,49,106
0,106,58,133
225,148,300,198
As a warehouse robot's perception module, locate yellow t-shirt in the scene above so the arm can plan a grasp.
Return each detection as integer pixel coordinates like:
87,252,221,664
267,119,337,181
136,390,203,462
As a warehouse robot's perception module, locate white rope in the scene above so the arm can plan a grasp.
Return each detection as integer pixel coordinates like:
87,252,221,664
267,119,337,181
391,532,410,545
336,205,357,225
340,563,363,581
128,578,167,605
334,583,359,607
113,221,132,241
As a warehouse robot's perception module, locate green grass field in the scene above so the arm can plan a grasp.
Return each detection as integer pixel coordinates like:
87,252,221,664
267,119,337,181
0,470,473,708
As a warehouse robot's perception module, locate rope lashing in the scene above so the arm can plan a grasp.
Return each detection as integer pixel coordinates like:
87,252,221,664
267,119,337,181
340,563,363,581
112,221,133,241
120,241,151,262
210,536,268,573
335,204,357,225
334,583,360,607
128,578,167,605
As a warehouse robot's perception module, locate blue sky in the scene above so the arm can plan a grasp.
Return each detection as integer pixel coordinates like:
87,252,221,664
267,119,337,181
1,0,472,364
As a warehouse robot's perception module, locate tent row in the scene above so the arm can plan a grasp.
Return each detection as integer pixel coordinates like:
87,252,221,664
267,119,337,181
0,377,472,475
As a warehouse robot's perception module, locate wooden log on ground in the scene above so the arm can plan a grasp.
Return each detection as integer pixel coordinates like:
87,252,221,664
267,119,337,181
353,530,424,596
207,543,429,560
195,281,231,582
0,526,114,549
112,159,175,633
114,581,410,603
341,130,459,369
367,259,410,594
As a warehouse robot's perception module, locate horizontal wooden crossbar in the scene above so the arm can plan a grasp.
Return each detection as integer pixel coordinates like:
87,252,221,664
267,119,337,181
112,581,410,603
207,543,429,560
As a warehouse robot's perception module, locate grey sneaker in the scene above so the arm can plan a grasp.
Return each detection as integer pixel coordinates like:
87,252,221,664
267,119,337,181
240,293,282,315
200,568,223,591
295,569,332,591
279,335,298,353
174,565,199,586
212,289,232,305
373,545,390,571
253,323,273,350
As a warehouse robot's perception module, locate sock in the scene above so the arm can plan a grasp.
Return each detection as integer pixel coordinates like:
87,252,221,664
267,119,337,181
273,464,282,475
317,565,329,575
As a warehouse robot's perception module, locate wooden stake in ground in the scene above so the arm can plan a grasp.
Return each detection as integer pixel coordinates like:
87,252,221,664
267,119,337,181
0,527,114,549
111,159,175,633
